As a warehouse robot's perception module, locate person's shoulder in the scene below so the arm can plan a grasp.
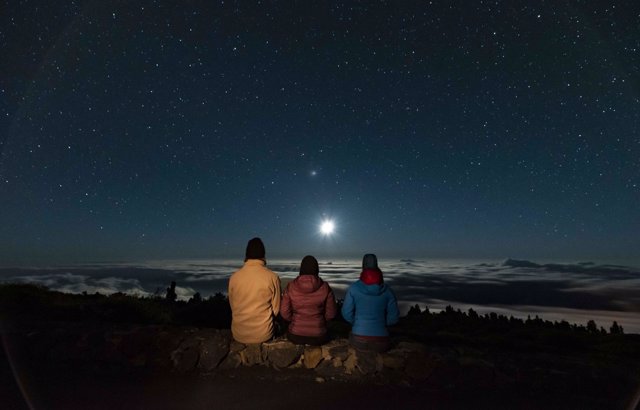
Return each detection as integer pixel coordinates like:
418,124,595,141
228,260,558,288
262,265,277,274
346,280,362,293
382,284,396,297
229,265,245,277
263,266,280,280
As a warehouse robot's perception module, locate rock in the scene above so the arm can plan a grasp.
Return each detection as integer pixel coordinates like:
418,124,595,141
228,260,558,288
315,359,344,378
355,349,379,375
198,330,231,371
264,340,302,368
230,340,246,353
177,335,201,351
343,351,357,374
322,339,350,361
170,335,202,372
239,343,263,366
303,346,323,369
381,353,405,369
150,329,184,368
172,347,199,373
219,352,242,369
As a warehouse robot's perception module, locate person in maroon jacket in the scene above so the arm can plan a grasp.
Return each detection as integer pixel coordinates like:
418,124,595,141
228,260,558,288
280,255,337,345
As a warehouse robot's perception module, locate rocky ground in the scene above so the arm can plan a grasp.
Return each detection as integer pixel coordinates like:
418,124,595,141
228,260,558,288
2,320,639,409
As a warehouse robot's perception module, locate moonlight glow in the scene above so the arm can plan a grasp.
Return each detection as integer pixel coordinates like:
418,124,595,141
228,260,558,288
320,220,335,236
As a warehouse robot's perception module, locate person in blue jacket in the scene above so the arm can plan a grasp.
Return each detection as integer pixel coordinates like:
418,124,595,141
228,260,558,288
341,253,399,352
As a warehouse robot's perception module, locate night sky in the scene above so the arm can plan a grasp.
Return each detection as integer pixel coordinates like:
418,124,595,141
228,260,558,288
1,1,639,264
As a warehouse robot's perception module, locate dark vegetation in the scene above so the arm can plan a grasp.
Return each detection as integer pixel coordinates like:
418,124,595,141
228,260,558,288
0,283,629,338
0,283,231,328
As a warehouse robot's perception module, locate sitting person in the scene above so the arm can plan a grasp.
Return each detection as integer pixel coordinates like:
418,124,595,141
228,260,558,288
280,255,337,345
341,253,399,352
228,237,281,344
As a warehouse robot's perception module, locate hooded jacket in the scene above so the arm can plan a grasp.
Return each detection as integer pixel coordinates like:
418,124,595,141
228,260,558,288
228,259,281,344
280,275,337,337
341,270,399,337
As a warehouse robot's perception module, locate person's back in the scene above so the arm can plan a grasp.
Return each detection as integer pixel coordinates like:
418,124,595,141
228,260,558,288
280,255,337,345
341,254,399,352
228,238,281,344
342,273,397,334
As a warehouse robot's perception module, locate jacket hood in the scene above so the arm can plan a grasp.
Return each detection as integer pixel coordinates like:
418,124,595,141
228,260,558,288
353,279,387,296
359,268,383,285
290,274,324,294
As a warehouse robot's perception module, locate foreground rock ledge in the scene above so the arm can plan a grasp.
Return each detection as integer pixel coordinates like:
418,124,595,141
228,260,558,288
5,324,464,383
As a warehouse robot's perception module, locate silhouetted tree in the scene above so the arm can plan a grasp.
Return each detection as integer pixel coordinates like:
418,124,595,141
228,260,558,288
610,321,623,334
165,281,177,302
189,292,202,304
407,304,421,316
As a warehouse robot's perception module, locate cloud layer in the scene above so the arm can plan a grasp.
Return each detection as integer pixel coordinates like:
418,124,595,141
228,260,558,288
1,258,638,332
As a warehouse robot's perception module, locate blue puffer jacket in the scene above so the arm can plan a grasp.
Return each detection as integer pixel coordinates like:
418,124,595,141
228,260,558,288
341,280,400,337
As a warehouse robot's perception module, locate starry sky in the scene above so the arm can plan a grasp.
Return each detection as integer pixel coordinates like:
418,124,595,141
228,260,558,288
1,1,639,264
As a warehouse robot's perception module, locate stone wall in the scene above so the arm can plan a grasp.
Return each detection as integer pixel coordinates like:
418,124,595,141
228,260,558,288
4,322,519,389
6,324,449,382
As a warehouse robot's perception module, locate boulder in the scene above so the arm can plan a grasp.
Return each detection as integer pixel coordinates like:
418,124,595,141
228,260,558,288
381,353,405,369
219,352,242,369
355,349,380,375
343,350,357,374
264,340,302,368
315,358,344,378
171,336,202,373
198,330,231,371
303,346,323,369
322,339,350,360
172,347,199,373
230,340,246,353
150,329,184,368
239,343,263,366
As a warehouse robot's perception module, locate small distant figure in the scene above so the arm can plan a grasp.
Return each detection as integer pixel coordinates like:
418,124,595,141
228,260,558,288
280,255,337,346
341,253,399,352
228,237,281,344
166,281,177,302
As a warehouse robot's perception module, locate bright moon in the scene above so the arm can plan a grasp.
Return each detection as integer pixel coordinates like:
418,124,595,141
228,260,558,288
320,220,335,235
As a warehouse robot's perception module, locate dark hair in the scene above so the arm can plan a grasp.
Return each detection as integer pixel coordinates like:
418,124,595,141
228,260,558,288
300,255,319,276
245,237,266,260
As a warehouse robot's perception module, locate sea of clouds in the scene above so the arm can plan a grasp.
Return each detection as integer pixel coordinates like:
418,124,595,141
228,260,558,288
1,258,639,333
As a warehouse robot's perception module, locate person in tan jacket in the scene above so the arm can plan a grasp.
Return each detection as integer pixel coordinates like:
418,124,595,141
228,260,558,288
228,237,281,344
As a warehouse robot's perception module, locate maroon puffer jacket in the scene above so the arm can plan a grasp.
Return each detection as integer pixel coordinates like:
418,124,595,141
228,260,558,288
280,275,337,337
